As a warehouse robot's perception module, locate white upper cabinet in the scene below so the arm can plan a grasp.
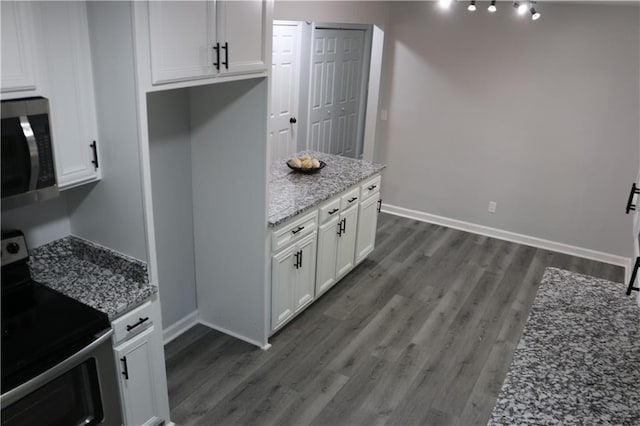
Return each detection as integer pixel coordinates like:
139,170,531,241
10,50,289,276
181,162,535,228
216,0,266,75
39,1,101,189
1,1,38,93
148,0,267,86
148,1,214,84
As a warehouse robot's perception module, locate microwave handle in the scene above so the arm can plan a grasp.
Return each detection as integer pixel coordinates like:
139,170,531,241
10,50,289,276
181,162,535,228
0,328,113,407
19,116,40,191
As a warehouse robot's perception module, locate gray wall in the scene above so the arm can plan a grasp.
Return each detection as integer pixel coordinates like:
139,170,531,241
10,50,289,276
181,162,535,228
147,89,198,330
274,1,390,26
1,196,71,249
377,2,639,258
67,1,148,262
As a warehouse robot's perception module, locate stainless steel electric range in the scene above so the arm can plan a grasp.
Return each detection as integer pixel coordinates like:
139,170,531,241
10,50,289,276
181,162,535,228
1,230,122,426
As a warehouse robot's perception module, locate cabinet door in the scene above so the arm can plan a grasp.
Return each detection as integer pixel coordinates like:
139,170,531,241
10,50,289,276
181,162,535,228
294,233,316,312
355,194,380,264
336,204,358,280
0,1,38,93
216,0,267,75
39,1,100,189
316,216,340,297
114,326,162,426
271,245,296,330
148,1,215,84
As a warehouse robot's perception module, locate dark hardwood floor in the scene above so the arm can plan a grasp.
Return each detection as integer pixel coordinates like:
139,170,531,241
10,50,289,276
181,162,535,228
165,213,624,426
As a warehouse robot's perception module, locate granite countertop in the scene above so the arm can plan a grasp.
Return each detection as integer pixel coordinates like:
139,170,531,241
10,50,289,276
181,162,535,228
29,236,156,320
268,151,386,227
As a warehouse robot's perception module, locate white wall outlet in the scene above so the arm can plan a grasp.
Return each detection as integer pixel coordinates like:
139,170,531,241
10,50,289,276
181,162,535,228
488,201,497,213
380,109,388,121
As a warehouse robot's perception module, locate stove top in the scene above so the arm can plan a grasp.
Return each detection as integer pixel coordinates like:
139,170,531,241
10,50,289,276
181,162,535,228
1,230,111,394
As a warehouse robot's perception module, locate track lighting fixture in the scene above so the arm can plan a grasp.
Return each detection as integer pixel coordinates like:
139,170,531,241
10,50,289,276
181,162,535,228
516,2,529,15
530,5,541,20
436,1,541,21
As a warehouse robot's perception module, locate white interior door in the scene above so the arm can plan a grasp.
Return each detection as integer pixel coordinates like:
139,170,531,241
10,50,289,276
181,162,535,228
308,28,365,158
269,22,301,161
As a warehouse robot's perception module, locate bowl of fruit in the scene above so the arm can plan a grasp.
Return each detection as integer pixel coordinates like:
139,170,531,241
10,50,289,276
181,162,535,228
287,154,326,174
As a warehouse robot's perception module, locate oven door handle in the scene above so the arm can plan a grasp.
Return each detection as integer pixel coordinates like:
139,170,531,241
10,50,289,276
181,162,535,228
19,116,40,192
0,328,113,407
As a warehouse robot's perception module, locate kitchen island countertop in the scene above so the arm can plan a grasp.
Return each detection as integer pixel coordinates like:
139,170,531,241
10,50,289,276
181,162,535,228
268,152,385,227
29,236,156,320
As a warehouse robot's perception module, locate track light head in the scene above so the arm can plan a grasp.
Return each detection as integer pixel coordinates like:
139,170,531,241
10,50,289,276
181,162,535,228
488,0,497,12
468,1,476,12
530,6,541,20
439,0,454,9
514,1,528,15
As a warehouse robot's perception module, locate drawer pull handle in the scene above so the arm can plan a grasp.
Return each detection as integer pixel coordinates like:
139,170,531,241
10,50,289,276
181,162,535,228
626,256,640,295
348,197,358,203
291,226,305,235
377,199,382,213
126,316,149,332
367,184,377,191
121,356,129,380
328,208,339,215
626,183,640,214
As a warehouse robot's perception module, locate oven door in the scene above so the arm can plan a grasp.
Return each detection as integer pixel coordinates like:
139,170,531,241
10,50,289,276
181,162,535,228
0,329,122,426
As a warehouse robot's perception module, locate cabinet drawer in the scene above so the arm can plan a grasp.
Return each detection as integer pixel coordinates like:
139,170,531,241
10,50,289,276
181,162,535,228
112,300,154,344
361,175,381,200
318,197,341,224
272,210,318,252
340,187,361,211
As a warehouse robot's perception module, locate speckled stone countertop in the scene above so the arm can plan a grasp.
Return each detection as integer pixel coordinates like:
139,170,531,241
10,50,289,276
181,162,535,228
489,267,640,425
269,151,385,227
29,236,156,320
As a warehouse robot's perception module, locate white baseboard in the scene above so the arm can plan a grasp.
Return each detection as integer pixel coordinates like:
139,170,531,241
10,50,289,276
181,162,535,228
162,310,199,345
381,203,632,282
198,319,270,350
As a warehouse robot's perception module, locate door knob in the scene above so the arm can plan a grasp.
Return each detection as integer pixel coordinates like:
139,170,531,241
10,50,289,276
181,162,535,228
290,117,297,124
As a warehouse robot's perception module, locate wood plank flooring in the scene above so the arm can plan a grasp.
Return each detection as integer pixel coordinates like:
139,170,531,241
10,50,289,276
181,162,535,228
165,213,624,426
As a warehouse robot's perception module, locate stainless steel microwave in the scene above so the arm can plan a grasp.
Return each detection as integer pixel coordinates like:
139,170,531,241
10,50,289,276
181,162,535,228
1,97,58,210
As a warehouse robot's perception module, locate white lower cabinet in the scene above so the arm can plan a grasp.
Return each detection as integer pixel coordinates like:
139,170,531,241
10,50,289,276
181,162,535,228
112,297,170,426
271,173,382,333
356,193,381,264
336,204,358,280
271,232,317,331
316,215,340,296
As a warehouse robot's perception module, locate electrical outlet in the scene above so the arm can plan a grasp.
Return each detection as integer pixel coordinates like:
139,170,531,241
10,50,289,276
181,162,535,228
380,109,388,121
488,201,497,213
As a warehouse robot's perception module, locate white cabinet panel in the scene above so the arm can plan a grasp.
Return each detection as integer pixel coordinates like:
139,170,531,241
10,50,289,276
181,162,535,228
40,1,100,189
356,193,380,264
217,0,267,75
148,1,214,84
271,232,317,331
295,233,317,312
336,204,358,279
271,245,297,329
114,326,160,426
1,1,38,93
316,215,340,297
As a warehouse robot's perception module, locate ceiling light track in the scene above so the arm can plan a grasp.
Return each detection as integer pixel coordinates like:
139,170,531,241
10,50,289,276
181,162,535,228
437,0,542,21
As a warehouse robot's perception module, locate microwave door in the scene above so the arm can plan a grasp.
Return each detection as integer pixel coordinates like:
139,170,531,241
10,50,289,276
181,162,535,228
1,117,33,197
